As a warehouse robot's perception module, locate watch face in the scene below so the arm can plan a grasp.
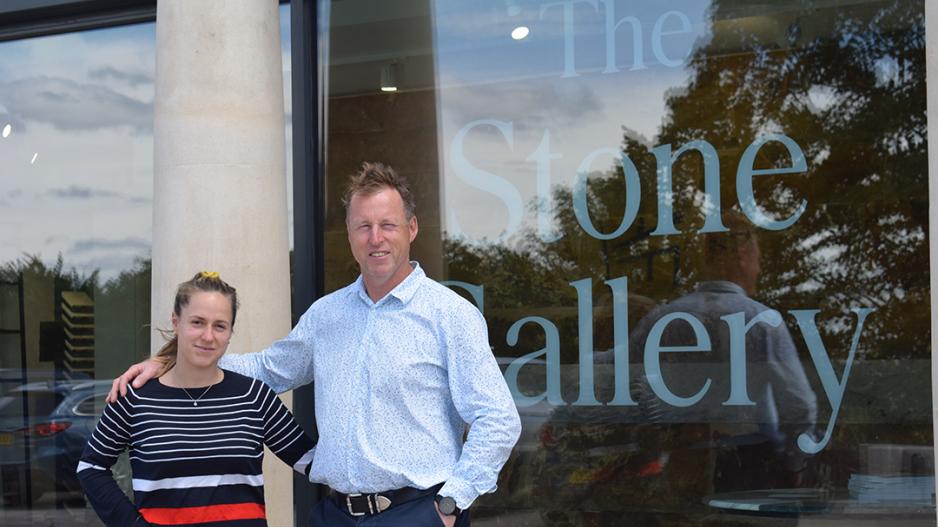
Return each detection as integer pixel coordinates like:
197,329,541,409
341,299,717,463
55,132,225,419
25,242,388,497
438,496,457,515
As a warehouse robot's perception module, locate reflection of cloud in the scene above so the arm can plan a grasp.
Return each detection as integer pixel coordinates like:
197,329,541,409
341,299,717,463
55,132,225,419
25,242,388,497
442,80,603,133
38,90,79,103
68,237,150,254
89,66,153,88
48,185,119,199
65,238,151,281
0,188,22,207
73,252,149,282
46,185,150,204
0,76,152,132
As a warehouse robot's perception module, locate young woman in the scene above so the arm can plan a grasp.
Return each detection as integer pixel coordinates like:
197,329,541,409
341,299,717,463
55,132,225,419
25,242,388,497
78,272,315,526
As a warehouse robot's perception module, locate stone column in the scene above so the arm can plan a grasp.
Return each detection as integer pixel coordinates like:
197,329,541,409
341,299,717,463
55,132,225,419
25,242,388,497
151,1,294,524
928,1,938,524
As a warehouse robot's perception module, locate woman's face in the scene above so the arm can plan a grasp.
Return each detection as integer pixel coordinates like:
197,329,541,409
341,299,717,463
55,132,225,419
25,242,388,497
171,291,233,372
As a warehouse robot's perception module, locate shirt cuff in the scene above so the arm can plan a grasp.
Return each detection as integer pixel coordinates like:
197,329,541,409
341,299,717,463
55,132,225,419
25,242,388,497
438,477,481,511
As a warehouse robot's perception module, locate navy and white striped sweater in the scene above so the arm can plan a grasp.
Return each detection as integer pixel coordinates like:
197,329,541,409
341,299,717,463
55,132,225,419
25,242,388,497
77,370,315,527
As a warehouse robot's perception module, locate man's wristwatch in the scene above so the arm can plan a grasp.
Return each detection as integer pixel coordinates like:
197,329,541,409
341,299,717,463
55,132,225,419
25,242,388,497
435,495,461,516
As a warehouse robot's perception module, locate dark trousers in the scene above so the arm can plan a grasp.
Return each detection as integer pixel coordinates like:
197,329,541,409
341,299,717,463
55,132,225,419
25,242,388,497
310,493,470,527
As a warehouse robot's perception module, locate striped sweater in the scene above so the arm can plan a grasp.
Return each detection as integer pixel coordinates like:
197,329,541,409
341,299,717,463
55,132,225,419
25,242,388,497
77,370,315,526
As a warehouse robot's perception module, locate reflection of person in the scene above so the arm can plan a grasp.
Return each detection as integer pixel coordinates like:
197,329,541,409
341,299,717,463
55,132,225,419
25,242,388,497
109,163,521,527
79,273,315,526
629,212,817,489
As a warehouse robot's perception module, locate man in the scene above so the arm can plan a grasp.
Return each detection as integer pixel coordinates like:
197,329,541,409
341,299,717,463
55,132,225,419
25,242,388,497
109,162,522,526
629,212,817,490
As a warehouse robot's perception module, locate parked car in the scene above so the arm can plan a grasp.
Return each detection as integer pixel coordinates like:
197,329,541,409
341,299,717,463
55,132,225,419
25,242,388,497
0,379,128,506
0,369,88,397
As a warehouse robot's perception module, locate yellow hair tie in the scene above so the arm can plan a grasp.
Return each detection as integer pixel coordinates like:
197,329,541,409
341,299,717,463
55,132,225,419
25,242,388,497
200,271,220,280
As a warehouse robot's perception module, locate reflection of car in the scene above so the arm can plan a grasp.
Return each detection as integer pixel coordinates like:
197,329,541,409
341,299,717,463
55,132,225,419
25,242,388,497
528,365,696,527
495,357,553,454
0,369,89,397
481,357,554,509
0,380,114,505
534,398,671,527
531,363,816,527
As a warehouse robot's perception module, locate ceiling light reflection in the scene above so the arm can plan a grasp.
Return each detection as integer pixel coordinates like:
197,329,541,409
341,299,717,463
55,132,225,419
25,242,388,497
1,124,10,138
511,26,530,40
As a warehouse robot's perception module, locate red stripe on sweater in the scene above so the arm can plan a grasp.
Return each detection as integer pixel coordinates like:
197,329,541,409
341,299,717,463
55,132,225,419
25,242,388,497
140,503,266,524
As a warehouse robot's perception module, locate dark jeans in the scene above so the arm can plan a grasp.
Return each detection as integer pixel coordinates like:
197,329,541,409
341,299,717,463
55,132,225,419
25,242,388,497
310,493,470,527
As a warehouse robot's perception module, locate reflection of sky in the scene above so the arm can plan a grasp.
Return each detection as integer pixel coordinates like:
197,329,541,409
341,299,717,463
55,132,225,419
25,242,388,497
434,0,713,243
280,4,295,251
0,23,156,281
434,0,709,83
0,5,293,281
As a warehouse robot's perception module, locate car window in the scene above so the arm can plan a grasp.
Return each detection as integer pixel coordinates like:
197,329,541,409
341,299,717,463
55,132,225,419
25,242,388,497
74,394,105,416
0,391,64,418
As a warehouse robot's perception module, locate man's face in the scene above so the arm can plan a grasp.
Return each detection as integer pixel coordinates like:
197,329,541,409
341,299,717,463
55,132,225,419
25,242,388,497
346,187,418,298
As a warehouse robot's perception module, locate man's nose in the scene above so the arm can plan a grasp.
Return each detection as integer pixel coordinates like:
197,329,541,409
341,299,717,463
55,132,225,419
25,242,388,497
368,226,384,245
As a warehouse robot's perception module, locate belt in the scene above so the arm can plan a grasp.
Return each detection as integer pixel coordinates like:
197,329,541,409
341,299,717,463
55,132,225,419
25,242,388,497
329,482,443,517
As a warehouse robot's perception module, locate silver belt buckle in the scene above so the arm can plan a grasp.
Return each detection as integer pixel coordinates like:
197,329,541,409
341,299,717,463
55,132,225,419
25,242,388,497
346,493,365,516
345,492,393,516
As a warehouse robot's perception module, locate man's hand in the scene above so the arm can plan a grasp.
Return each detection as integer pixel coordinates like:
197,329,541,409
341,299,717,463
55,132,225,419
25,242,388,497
434,502,457,527
106,358,165,403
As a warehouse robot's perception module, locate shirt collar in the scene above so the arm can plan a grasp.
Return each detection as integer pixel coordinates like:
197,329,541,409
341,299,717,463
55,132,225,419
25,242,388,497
353,261,424,306
696,280,747,296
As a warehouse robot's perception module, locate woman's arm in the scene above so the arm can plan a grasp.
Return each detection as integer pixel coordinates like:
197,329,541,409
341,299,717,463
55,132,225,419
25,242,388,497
258,384,316,476
77,399,151,526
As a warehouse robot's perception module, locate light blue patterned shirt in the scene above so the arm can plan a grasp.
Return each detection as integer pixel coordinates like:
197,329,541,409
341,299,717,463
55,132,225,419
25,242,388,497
219,262,521,509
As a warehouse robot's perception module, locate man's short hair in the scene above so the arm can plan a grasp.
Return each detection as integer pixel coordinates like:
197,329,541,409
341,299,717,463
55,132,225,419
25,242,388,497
342,162,416,220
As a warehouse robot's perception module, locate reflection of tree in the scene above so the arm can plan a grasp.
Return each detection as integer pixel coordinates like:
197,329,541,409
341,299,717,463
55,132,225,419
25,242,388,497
0,253,151,299
653,0,927,360
447,0,927,363
445,237,580,357
1,254,99,293
1,254,152,375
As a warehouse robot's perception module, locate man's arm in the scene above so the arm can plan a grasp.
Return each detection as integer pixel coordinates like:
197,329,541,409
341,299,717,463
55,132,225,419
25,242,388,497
438,304,521,510
217,309,317,393
765,324,818,470
108,307,318,402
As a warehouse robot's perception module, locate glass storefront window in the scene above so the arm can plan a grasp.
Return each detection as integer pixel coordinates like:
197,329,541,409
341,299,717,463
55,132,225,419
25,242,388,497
322,0,930,525
0,4,292,523
0,21,155,524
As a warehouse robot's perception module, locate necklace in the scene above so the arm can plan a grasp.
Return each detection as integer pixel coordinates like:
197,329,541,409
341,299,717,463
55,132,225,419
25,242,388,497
181,384,214,406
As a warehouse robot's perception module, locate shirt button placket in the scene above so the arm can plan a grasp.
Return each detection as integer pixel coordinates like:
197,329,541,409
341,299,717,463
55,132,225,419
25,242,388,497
345,304,375,483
